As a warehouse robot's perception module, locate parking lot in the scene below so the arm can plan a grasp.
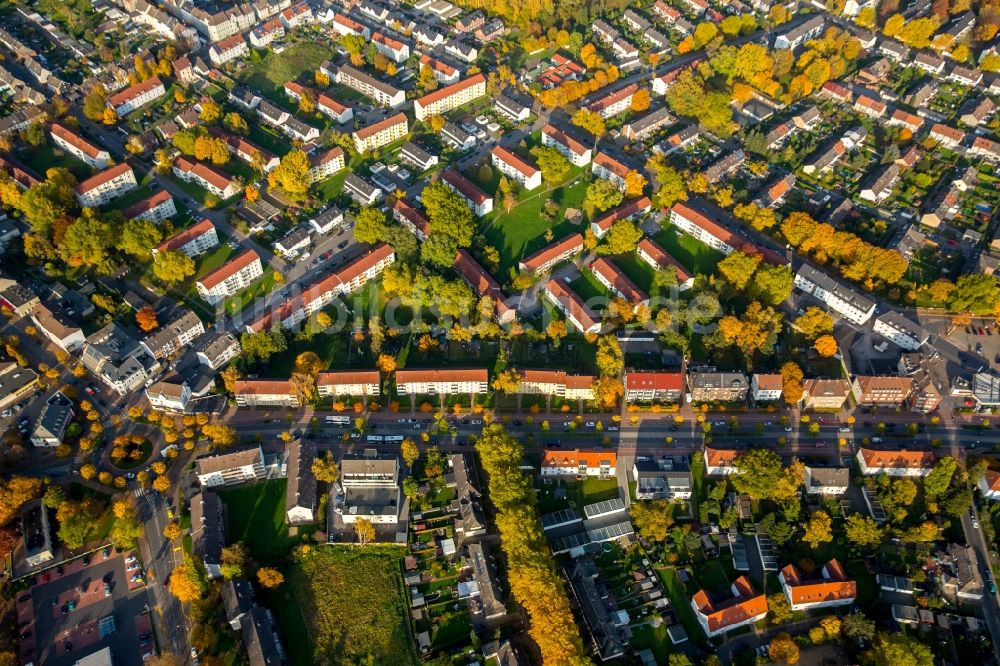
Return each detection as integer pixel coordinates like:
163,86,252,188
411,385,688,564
16,549,152,666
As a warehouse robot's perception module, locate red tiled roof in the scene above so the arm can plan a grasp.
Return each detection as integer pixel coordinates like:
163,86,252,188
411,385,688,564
984,469,1000,491
336,243,394,285
859,447,935,470
173,156,234,191
197,249,260,290
310,147,345,167
454,249,504,300
754,374,782,390
415,73,485,108
491,146,539,179
354,112,407,141
441,169,491,205
234,379,292,395
215,34,245,51
592,197,651,232
542,124,588,155
544,279,599,331
625,371,683,391
930,123,965,142
75,163,133,194
51,124,105,159
419,54,458,76
542,448,616,468
108,77,163,108
520,233,583,272
704,447,739,468
318,93,348,114
394,199,430,235
317,370,380,386
637,238,692,282
395,368,488,384
587,83,638,113
157,218,215,252
781,559,856,606
123,190,173,219
372,31,405,51
692,576,768,633
593,151,630,178
589,257,647,304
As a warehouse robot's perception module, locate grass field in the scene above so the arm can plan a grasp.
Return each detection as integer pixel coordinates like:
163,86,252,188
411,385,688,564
218,480,300,563
241,43,337,97
20,143,94,181
653,227,723,275
482,177,588,279
287,546,417,665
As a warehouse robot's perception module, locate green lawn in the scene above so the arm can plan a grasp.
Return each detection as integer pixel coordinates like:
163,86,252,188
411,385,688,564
221,266,279,315
312,168,351,203
629,623,673,663
570,270,611,307
194,244,236,279
20,143,94,181
246,123,293,156
613,252,658,296
286,546,417,665
241,42,337,97
575,477,620,506
656,567,705,646
482,177,588,279
218,480,299,563
653,227,723,275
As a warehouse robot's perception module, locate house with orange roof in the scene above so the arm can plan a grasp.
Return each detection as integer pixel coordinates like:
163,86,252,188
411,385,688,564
543,280,602,334
588,258,648,308
196,249,264,304
979,469,1000,501
541,449,616,477
540,124,591,166
74,163,137,207
316,370,381,398
419,54,460,85
691,576,768,637
371,31,410,63
704,447,740,476
624,370,683,403
779,559,856,611
636,238,693,290
352,112,409,153
441,169,493,216
49,124,110,169
154,219,219,258
453,250,516,324
590,197,652,239
591,151,631,189
123,190,176,225
107,76,165,115
856,448,934,477
586,83,639,119
490,146,541,191
751,374,783,402
172,156,239,199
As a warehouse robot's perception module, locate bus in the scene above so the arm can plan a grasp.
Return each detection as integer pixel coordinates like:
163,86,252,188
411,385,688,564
325,416,350,425
366,435,384,443
384,435,404,443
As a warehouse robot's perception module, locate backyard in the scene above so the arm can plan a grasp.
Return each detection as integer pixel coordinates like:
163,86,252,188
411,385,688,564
285,546,417,665
653,227,723,275
240,42,337,98
218,479,307,563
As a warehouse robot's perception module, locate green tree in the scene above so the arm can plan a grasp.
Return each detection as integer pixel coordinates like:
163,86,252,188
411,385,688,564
647,155,687,208
240,330,287,362
586,179,624,212
118,218,163,258
844,513,883,547
152,249,195,283
750,264,793,305
60,209,121,269
56,498,104,549
268,149,311,201
867,632,934,666
529,145,571,184
223,112,249,135
630,500,674,541
732,449,802,502
717,249,762,291
353,207,388,244
571,109,605,138
923,456,957,499
841,612,875,641
949,273,1000,313
802,511,833,548
597,220,642,255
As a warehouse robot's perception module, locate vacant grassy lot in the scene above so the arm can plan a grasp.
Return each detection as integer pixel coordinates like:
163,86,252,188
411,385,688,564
218,479,299,563
241,43,336,97
288,546,417,665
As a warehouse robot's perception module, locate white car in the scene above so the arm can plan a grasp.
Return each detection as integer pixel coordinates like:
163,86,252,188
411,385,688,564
585,421,595,427
783,426,793,432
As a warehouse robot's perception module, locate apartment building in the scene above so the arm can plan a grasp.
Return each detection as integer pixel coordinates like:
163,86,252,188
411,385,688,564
74,163,137,207
141,310,205,359
419,54,460,84
81,323,158,395
517,370,596,401
233,379,299,408
245,245,395,332
803,466,850,496
154,218,219,258
196,446,267,487
371,31,410,63
145,379,192,413
195,332,241,370
590,197,651,239
624,371,683,403
317,93,353,124
518,233,584,272
633,456,692,500
589,258,648,307
172,156,239,198
692,577,768,638
490,146,541,190
541,449,616,477
873,311,928,351
636,238,694,290
668,199,747,256
779,560,856,611
687,370,749,403
585,83,638,119
353,112,409,153
279,0,312,28
395,368,489,395
208,34,248,65
851,375,914,408
285,438,316,525
543,279,601,334
316,370,381,397
453,249,516,324
591,151,630,189
773,15,824,50
856,448,934,477
929,123,965,149
307,147,346,182
30,302,84,352
793,263,876,325
413,73,486,121
441,169,493,216
122,190,177,224
622,106,676,141
328,13,370,39
802,378,851,410
196,249,264,304
393,198,431,241
541,124,592,166
31,391,74,447
0,362,37,410
339,452,401,525
248,18,284,47
400,142,439,172
751,374,783,402
335,64,405,108
107,76,166,115
49,124,110,168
